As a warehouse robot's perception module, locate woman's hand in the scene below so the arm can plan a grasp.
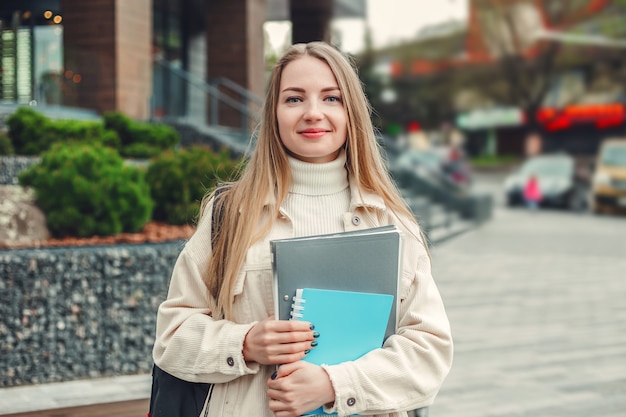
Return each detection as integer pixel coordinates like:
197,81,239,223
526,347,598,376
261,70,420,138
243,317,317,365
267,361,335,417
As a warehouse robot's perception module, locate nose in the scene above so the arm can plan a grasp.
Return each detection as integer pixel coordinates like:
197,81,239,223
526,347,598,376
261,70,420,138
303,100,323,121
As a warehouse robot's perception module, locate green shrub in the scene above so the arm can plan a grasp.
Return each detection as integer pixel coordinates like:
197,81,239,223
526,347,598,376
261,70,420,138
50,118,110,142
0,132,14,155
5,107,121,155
102,111,135,147
122,142,166,159
103,111,179,158
19,143,153,238
5,107,53,155
146,146,241,225
470,154,521,168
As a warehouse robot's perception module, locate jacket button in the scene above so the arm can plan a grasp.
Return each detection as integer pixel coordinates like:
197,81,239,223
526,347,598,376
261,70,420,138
351,216,361,226
346,397,356,406
226,357,234,366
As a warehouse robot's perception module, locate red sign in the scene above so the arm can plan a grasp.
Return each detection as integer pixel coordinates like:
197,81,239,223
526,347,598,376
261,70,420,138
537,104,625,131
537,103,626,130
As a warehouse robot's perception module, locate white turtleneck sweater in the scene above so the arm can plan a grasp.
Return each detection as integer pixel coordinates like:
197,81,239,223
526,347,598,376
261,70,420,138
282,153,351,237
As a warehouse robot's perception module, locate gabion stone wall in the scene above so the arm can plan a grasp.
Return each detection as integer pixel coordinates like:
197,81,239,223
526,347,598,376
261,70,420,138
0,242,184,387
0,156,39,185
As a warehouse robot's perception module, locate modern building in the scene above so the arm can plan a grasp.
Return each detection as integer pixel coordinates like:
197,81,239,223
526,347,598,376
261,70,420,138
0,0,365,128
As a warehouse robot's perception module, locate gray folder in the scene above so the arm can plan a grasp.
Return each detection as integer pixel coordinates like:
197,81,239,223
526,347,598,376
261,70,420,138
270,226,402,341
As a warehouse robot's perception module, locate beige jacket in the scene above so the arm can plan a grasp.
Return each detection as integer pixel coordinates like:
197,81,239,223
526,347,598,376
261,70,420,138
153,179,453,417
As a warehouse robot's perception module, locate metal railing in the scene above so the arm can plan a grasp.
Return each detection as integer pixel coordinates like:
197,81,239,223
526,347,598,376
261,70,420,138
152,59,263,144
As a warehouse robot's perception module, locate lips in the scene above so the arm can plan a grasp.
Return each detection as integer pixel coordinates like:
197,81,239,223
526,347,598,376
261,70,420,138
299,128,330,139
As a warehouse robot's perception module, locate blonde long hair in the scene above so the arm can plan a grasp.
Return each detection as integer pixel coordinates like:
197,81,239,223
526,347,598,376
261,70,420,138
202,42,416,319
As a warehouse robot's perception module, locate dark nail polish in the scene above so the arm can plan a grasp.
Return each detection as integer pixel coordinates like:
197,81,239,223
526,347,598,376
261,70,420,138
271,371,277,380
311,340,318,347
313,331,320,338
304,350,310,354
310,324,315,330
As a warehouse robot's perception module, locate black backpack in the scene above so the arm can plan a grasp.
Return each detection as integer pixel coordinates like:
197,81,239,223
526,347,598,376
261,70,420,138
148,364,213,417
148,186,227,417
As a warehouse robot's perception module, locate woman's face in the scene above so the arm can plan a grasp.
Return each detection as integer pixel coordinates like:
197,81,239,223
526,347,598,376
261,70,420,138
276,55,348,163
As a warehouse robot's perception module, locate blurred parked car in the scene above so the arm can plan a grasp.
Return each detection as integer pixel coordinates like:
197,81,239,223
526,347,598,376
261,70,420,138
591,138,626,214
504,153,589,211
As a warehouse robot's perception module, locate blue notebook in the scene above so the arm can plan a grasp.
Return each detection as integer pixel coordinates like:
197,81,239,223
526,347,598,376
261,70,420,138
290,288,394,415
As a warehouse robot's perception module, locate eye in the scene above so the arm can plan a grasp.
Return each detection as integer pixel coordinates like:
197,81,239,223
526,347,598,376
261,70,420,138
325,96,342,103
285,96,302,104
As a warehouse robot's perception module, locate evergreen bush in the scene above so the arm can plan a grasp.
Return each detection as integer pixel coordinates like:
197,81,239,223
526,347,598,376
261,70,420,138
18,143,153,238
0,132,14,155
6,108,176,159
5,107,53,155
146,146,241,225
5,107,120,155
103,111,179,158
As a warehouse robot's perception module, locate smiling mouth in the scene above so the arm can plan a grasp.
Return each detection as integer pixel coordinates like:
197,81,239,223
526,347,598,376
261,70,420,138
299,129,329,139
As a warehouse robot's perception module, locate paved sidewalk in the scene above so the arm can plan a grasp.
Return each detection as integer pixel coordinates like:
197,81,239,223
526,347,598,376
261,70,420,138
0,374,151,414
1,204,624,416
429,207,626,417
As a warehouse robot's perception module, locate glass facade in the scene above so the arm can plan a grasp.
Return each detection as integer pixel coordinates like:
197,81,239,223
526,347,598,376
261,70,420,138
0,1,63,104
152,0,187,118
34,25,63,105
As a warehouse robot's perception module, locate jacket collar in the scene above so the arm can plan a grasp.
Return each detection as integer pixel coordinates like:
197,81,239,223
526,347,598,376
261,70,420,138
262,173,387,213
348,176,387,212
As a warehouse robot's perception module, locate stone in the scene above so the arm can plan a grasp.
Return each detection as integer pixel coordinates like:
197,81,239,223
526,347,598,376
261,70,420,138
0,185,50,248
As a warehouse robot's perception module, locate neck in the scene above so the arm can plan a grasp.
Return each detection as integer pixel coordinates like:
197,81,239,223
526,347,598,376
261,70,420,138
288,151,349,196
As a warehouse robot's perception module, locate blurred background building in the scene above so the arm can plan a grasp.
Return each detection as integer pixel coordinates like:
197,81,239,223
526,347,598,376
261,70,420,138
0,0,364,126
360,0,626,158
0,0,624,157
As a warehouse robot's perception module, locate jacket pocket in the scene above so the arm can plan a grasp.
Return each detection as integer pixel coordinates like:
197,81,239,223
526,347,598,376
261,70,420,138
231,264,274,322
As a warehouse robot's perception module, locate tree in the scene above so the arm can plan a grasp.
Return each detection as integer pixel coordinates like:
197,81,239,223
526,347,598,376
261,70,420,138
356,27,466,132
469,0,619,132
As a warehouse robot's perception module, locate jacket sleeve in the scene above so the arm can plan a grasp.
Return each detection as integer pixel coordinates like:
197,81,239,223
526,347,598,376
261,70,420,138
152,201,260,383
321,223,453,416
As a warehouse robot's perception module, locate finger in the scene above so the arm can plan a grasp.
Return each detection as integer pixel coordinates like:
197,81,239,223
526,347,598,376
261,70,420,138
270,319,314,333
251,327,314,349
275,359,310,378
268,350,308,365
267,330,312,346
268,397,292,415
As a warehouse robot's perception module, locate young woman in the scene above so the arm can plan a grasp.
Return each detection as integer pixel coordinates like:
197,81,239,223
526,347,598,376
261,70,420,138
153,41,453,417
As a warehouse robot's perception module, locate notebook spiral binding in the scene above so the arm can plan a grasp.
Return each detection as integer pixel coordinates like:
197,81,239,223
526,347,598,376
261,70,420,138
289,293,306,319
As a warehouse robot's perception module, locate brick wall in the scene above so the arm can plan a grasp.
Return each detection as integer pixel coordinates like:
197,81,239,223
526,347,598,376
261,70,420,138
207,0,266,128
62,0,117,114
116,0,152,119
61,0,152,119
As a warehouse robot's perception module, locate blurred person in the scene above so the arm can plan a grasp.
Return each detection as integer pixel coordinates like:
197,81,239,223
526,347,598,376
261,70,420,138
523,174,542,210
407,121,430,151
524,132,543,157
447,127,465,150
152,41,452,417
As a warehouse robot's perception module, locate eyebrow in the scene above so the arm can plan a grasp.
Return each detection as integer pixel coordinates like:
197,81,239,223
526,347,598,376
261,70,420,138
280,86,340,94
